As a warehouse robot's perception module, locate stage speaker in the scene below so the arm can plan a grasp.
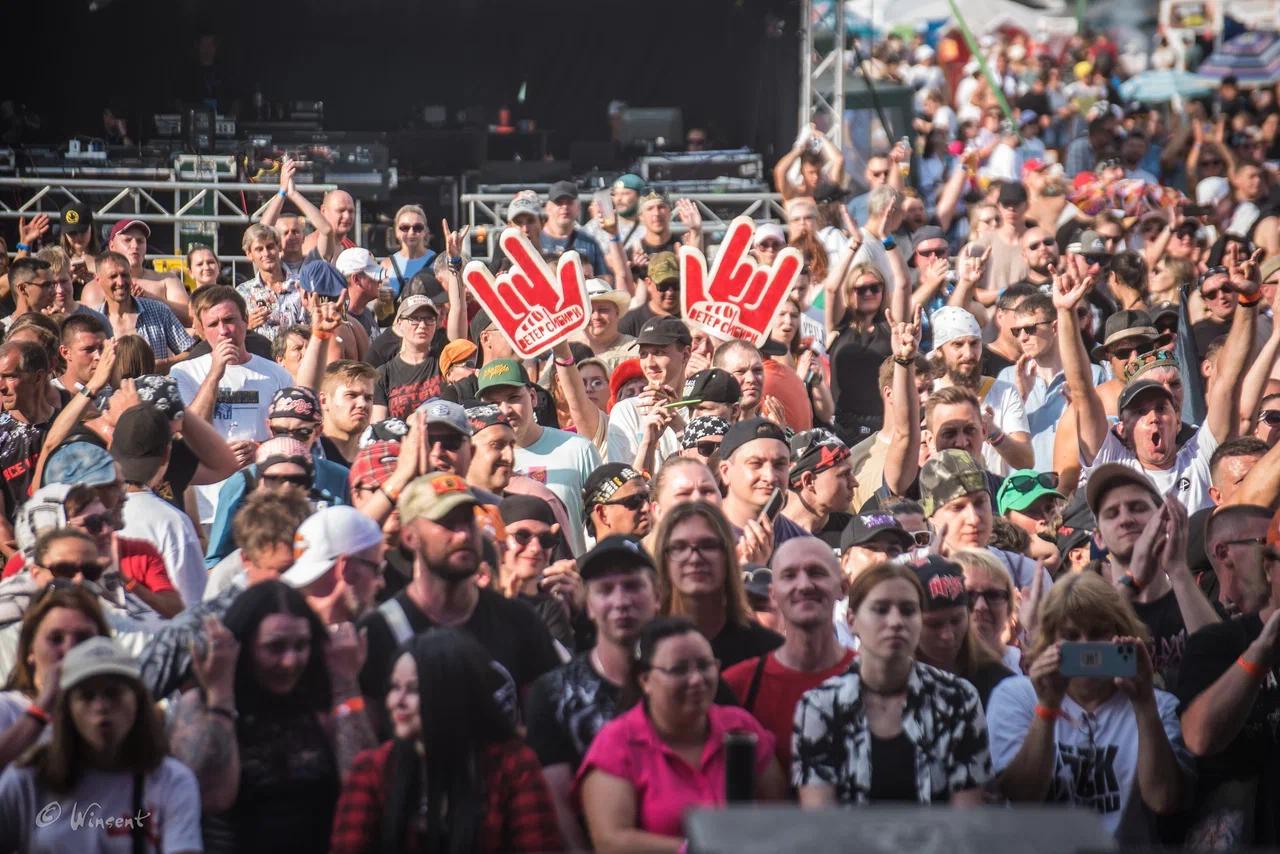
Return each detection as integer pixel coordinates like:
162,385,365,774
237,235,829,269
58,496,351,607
685,805,1114,854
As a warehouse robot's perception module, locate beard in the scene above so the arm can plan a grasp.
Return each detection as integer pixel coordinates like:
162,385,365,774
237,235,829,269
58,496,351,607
947,361,982,387
425,547,479,582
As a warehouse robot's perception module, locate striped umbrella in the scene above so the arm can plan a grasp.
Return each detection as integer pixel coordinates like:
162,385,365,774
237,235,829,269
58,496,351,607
1197,30,1280,86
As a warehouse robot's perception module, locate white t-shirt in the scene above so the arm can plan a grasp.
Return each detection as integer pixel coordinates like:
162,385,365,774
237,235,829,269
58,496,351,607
980,378,1030,477
0,756,203,854
1081,421,1219,513
203,550,246,602
171,352,293,524
514,426,602,555
605,397,681,474
988,677,1192,843
121,489,205,606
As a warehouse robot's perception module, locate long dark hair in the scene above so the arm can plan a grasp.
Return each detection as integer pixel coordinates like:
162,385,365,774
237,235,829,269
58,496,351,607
619,616,701,711
381,628,516,854
4,584,109,696
221,580,331,717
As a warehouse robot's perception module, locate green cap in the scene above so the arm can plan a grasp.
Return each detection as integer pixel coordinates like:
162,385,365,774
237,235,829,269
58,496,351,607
647,251,679,284
920,449,987,517
476,358,528,393
996,469,1066,515
613,173,646,192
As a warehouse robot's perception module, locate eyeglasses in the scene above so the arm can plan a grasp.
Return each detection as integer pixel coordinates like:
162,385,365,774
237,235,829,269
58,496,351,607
655,280,680,294
665,539,725,560
510,529,559,550
402,314,438,327
967,588,1011,606
599,493,650,512
852,283,883,297
694,440,722,457
916,247,948,258
1006,472,1059,494
262,473,310,489
1027,238,1056,250
1259,410,1280,426
271,425,316,443
42,560,103,578
1200,287,1234,301
650,658,719,679
398,223,426,233
72,513,112,535
1011,320,1051,337
908,529,932,548
756,240,784,251
427,432,465,452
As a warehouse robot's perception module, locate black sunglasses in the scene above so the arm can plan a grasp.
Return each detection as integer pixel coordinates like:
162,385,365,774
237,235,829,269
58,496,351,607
967,588,1012,607
599,493,650,512
1006,471,1060,493
1027,238,1056,250
694,440,722,458
655,280,680,294
44,560,103,578
74,513,112,535
1010,320,1051,337
262,473,310,489
852,283,883,297
427,432,465,452
1083,254,1109,266
271,425,317,443
510,529,559,550
916,247,947,258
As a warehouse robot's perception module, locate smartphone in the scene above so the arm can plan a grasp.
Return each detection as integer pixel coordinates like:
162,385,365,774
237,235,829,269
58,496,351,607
762,486,785,521
966,243,985,259
1059,641,1137,679
593,190,615,223
1181,204,1212,217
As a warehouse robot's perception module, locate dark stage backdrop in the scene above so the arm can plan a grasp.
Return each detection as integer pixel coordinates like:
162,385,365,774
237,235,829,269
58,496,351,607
4,0,799,166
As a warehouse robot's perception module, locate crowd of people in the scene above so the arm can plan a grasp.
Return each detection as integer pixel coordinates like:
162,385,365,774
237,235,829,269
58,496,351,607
0,22,1276,854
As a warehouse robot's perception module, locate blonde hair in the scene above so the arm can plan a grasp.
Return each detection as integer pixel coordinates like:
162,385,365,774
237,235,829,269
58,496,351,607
35,246,69,277
1026,571,1149,665
241,223,278,255
952,548,1013,598
395,205,428,226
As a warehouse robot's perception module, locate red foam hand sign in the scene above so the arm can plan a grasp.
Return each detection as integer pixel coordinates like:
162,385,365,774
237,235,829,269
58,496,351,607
463,228,589,359
678,216,803,346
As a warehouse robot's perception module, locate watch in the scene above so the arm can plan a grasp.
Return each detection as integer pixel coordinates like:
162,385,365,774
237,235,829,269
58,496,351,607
881,235,897,251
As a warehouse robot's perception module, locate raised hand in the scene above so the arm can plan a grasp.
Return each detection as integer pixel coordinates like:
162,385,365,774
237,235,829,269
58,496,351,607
1051,262,1092,312
18,214,50,248
1028,641,1068,709
675,198,702,231
890,308,921,360
326,622,367,688
191,616,239,698
463,228,588,358
88,338,118,393
1013,353,1037,401
279,155,297,195
1112,635,1156,703
1128,502,1170,591
311,291,346,339
440,218,470,259
1017,558,1047,642
679,216,803,346
541,559,585,611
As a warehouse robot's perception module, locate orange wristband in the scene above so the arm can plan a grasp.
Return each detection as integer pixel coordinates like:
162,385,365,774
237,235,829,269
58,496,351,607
334,696,365,718
1236,656,1266,680
1237,291,1263,307
25,703,50,725
1034,704,1063,721
313,328,334,341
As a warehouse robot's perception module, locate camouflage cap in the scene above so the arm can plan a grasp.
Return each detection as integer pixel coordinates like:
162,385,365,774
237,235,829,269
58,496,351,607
647,251,679,284
920,449,987,517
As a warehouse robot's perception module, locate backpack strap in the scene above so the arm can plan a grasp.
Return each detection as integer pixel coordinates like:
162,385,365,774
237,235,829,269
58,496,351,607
742,653,770,714
377,598,415,647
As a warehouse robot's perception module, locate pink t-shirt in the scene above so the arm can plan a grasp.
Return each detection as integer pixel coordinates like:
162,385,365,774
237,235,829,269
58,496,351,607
575,703,775,838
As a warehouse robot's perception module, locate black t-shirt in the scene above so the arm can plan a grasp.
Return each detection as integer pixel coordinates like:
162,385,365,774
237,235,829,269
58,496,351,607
869,732,917,802
375,546,413,603
965,659,1014,710
1131,589,1189,692
358,586,561,739
638,235,681,256
0,411,54,522
367,327,447,369
816,511,853,553
712,620,784,671
1176,614,1280,844
981,347,1016,378
1192,317,1230,359
828,322,891,433
618,304,662,337
186,331,274,361
374,356,443,421
524,653,621,769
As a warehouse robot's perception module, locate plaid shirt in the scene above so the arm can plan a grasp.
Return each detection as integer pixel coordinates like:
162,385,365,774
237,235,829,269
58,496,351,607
92,296,194,358
330,739,563,854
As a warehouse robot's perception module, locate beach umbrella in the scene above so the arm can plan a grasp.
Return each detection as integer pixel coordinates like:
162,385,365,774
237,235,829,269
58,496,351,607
1118,69,1217,103
1197,30,1280,86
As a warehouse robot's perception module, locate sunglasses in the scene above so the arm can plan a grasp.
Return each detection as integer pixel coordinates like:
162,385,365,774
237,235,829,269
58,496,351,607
427,432,465,451
262,473,310,489
655,280,680,294
73,513,112,535
599,493,650,512
1027,238,1056,250
852,283,883,297
1011,320,1051,337
1109,345,1142,361
1200,158,1224,167
916,247,947,258
908,529,932,548
271,425,316,443
694,440,722,457
1259,410,1280,426
398,223,426,233
1083,254,1109,266
967,588,1011,606
510,529,558,550
1006,471,1060,493
756,240,784,251
47,557,104,579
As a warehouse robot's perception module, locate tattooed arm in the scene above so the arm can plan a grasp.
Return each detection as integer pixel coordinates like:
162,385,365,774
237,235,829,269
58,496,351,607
327,622,378,777
168,688,241,813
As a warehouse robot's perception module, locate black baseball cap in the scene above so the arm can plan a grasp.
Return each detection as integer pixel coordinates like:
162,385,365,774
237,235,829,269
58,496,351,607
909,553,970,611
578,535,655,582
110,405,171,484
1117,378,1173,414
720,417,789,460
671,369,740,407
470,310,493,341
838,512,915,553
635,316,692,347
1085,463,1162,516
997,181,1029,207
548,181,579,202
59,202,92,235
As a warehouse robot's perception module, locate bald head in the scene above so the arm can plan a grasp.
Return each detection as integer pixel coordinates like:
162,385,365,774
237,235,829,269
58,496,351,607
769,535,843,630
772,535,839,574
321,190,355,237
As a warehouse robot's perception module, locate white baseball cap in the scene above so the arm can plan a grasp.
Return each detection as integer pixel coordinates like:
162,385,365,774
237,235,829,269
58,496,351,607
335,247,387,282
1196,177,1231,206
753,223,786,247
929,306,982,354
282,506,384,589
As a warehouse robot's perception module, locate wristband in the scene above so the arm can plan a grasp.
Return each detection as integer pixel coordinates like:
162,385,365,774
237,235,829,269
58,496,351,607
15,243,29,252
448,256,463,268
892,355,916,367
379,485,401,504
312,328,334,341
554,355,575,367
610,233,620,243
207,705,239,722
1034,704,1063,721
881,235,896,250
25,704,50,725
334,696,366,718
124,577,139,592
79,385,96,400
987,430,1005,446
1236,655,1266,680
1237,290,1263,307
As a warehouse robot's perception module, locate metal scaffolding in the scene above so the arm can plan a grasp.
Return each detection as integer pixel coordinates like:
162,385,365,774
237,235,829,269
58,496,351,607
0,176,355,278
799,0,847,149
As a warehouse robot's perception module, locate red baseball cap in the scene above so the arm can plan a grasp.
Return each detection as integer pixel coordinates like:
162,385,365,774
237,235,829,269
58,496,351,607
108,218,151,243
349,440,401,493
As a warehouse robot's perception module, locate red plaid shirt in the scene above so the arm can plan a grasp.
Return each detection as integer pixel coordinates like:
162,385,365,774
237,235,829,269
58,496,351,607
330,738,563,854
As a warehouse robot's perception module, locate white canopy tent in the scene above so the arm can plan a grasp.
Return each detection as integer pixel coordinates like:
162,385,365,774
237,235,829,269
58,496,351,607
846,0,1069,37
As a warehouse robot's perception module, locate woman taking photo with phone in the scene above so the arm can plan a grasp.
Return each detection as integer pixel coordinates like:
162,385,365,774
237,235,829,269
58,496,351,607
794,561,991,806
986,571,1191,843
